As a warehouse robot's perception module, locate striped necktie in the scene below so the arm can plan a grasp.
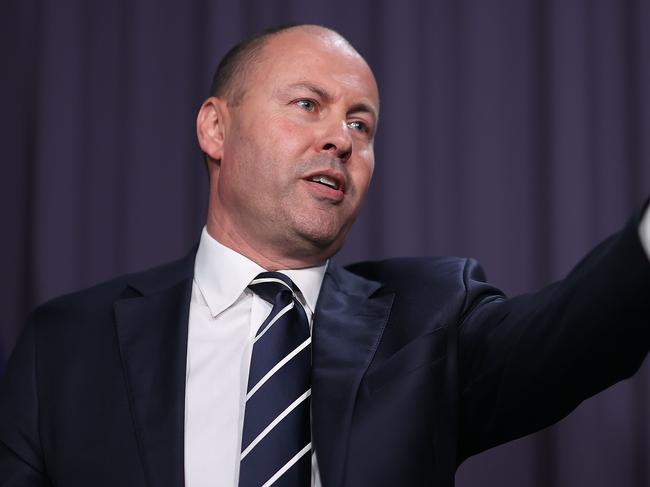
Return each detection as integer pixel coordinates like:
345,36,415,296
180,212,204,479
239,272,312,487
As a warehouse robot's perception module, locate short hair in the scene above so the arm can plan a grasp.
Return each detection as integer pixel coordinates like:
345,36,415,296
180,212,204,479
209,24,299,104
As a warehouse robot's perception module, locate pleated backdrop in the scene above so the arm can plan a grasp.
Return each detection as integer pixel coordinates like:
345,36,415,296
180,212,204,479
1,0,649,486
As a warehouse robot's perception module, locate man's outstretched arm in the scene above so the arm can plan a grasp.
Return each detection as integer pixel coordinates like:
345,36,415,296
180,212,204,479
457,203,650,461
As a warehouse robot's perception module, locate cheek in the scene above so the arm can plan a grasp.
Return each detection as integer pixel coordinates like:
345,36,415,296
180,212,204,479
350,149,375,191
266,118,311,154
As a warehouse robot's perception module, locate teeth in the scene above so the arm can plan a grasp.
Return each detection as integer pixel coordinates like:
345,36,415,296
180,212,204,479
310,175,338,189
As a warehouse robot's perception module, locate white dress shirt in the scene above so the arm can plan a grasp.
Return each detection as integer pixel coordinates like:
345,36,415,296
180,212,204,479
185,227,326,487
185,211,650,487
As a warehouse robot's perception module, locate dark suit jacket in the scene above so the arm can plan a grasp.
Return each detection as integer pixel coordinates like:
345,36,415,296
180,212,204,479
1,213,649,487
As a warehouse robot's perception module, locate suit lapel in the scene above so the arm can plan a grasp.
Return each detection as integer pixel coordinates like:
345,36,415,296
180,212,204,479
114,254,195,487
312,261,394,487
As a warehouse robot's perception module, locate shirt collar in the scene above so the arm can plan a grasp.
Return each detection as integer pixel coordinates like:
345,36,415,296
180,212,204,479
281,263,328,315
194,227,328,317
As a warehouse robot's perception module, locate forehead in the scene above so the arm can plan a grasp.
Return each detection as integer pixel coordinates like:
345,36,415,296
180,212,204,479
250,30,379,110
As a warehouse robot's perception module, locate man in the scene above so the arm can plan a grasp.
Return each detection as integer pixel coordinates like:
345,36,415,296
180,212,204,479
0,24,649,487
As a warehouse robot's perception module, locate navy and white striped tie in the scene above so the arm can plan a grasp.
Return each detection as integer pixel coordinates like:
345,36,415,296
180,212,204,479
239,272,311,487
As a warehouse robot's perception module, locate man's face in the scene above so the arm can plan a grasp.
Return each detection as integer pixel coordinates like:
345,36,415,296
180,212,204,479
209,29,379,266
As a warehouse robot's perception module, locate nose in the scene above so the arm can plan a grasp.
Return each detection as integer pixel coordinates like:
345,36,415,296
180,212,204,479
319,119,352,163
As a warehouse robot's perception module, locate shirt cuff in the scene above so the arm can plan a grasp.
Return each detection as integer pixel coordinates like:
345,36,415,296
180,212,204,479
640,206,650,260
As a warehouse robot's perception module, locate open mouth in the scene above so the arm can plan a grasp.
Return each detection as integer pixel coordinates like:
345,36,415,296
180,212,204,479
308,175,341,191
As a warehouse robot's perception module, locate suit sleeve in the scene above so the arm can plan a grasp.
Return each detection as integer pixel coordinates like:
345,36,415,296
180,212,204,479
456,209,650,462
0,315,52,486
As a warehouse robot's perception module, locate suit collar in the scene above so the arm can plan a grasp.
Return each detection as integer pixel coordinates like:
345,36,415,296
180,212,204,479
312,260,395,486
126,247,196,296
114,248,196,487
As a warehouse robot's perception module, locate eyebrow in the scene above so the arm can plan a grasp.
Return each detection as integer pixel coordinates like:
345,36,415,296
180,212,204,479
285,82,378,121
288,82,331,101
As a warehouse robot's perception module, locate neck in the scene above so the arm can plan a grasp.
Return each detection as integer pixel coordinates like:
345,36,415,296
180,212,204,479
206,213,327,271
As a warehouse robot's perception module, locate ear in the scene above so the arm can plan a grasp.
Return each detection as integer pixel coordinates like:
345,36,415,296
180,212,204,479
196,97,229,162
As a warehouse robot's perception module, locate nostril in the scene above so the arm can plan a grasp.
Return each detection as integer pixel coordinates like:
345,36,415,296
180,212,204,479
322,142,351,162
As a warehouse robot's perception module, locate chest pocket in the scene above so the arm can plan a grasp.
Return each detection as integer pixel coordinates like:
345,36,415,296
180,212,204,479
363,327,448,394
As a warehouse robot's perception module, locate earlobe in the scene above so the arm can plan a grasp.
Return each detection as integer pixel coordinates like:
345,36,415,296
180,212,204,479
197,97,228,162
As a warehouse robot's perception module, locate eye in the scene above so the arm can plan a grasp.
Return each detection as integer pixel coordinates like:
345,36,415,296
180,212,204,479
296,99,317,112
348,120,370,133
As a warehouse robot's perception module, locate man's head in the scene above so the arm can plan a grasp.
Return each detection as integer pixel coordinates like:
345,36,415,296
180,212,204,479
197,25,379,270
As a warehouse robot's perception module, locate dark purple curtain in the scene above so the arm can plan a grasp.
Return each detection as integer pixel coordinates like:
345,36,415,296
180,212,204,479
2,0,649,485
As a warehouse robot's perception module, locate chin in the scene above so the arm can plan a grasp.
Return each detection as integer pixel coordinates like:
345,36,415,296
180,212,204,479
286,209,352,256
295,226,347,258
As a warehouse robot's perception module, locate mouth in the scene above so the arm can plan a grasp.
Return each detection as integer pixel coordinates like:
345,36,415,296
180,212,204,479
305,171,345,192
309,175,341,190
303,170,346,202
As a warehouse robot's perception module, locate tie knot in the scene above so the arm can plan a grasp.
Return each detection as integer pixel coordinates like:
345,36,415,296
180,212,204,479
248,272,297,304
